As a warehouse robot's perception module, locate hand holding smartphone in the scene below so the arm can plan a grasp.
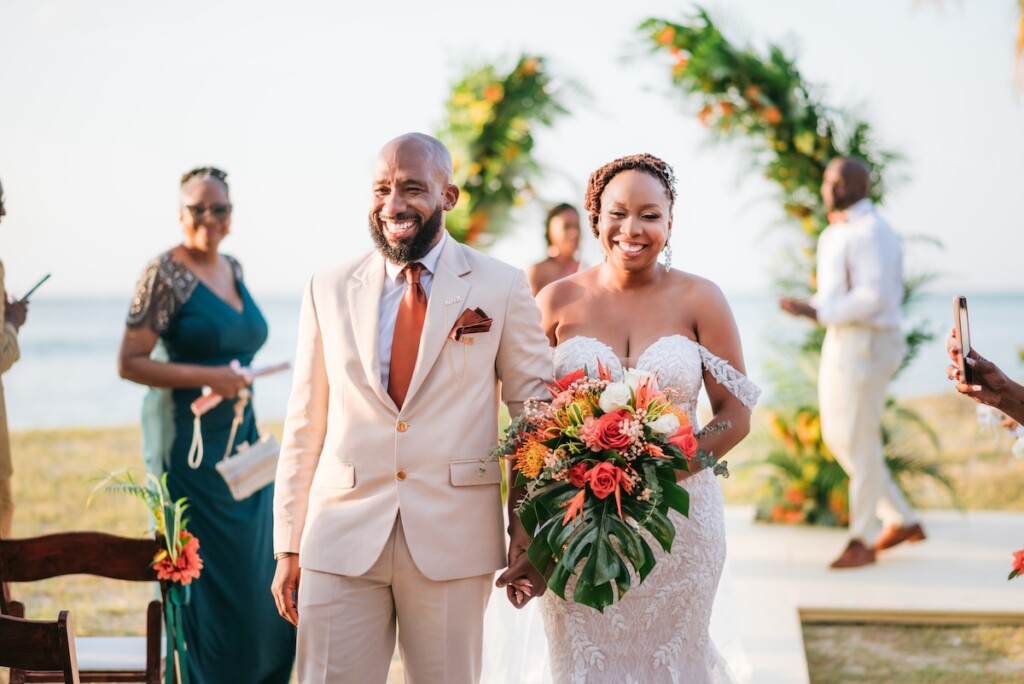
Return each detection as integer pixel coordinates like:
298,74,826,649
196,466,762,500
18,273,50,303
953,295,973,384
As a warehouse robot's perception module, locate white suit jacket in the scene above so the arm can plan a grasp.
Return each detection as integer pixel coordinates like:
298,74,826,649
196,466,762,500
273,237,552,581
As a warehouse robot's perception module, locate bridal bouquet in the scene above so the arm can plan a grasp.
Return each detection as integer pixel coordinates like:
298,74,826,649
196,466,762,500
495,364,727,611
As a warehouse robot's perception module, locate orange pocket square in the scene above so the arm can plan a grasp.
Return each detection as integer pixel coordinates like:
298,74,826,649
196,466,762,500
449,307,493,341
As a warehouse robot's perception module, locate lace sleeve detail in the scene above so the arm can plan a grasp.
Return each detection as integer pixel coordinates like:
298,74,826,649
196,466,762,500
697,344,761,410
126,253,196,334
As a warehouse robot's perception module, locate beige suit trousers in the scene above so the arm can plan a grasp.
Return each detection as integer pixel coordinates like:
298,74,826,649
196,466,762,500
296,515,493,684
819,325,916,542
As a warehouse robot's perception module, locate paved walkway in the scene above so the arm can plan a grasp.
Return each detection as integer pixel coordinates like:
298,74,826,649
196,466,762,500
723,505,1024,684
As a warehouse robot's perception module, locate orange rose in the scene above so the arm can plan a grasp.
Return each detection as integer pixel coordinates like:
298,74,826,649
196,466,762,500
586,409,634,451
763,107,782,124
586,462,621,500
669,424,698,458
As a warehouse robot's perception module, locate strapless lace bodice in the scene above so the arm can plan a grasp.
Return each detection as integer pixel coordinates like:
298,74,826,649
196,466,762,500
539,335,759,684
553,335,760,422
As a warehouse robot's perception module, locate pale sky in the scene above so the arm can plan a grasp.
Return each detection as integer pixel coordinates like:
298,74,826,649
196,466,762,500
1,0,1021,300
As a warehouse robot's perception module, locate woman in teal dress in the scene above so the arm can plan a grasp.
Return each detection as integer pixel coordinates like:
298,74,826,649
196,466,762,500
118,167,295,683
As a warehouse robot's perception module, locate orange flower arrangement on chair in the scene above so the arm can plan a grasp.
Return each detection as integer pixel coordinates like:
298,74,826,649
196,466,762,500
91,470,202,684
153,530,203,586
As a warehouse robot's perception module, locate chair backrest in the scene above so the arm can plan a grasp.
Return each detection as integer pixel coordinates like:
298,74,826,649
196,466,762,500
0,610,81,684
0,531,165,684
0,531,161,582
0,531,162,614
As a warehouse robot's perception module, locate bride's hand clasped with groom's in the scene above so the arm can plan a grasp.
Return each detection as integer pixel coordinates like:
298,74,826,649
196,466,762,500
496,521,548,607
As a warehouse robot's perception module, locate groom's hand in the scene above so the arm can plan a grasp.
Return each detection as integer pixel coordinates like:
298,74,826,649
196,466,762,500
496,527,548,608
271,555,301,626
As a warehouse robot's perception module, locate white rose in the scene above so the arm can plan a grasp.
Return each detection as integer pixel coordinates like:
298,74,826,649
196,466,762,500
599,382,632,412
647,413,680,436
623,368,657,392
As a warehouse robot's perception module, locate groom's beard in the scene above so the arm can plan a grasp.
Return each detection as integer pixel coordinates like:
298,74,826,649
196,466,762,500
369,207,444,264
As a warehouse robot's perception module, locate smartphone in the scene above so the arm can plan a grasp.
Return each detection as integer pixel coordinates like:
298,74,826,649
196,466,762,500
953,295,973,384
18,273,51,303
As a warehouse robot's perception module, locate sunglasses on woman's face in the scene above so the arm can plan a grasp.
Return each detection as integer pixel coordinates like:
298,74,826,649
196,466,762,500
185,203,232,220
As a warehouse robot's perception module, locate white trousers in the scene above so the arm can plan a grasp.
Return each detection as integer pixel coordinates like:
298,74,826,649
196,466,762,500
296,516,493,684
818,325,916,542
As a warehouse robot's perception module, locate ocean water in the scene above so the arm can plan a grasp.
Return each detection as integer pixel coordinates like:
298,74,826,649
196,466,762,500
5,292,1022,430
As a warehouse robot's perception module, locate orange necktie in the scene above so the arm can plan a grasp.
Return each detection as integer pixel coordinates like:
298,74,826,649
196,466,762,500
388,262,427,408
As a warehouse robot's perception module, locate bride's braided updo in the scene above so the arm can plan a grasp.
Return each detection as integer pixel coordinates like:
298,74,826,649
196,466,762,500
583,153,676,237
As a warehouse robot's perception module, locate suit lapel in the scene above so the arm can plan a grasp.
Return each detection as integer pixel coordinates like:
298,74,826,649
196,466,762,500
403,240,471,406
348,253,396,409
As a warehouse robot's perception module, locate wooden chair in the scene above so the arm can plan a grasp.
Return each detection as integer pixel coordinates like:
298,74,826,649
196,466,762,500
0,532,164,684
0,611,81,684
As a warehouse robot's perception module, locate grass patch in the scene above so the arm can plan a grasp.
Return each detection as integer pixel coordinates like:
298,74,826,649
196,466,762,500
803,622,1024,683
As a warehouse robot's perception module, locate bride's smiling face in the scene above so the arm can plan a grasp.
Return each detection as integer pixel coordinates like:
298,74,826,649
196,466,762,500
597,170,673,273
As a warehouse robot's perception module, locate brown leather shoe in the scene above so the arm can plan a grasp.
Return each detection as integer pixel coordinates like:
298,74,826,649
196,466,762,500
830,539,876,569
875,522,926,551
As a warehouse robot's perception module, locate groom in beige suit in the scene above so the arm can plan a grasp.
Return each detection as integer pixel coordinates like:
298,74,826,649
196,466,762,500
271,133,551,683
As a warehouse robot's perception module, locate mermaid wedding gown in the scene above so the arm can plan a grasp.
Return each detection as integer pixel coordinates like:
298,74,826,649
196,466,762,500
482,335,760,684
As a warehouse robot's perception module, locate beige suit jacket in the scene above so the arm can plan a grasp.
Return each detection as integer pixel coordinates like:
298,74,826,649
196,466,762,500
274,237,551,581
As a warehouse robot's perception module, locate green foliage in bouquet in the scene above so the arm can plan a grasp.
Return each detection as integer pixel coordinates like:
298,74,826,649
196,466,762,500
437,54,569,246
639,8,951,525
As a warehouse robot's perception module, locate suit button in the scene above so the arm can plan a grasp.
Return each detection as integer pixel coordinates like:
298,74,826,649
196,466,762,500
396,470,407,481
397,421,408,432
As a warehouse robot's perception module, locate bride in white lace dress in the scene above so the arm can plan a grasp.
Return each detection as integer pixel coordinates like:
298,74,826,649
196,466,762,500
496,153,759,684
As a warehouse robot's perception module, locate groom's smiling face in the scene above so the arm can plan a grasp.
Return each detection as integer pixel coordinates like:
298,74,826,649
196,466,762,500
369,137,459,264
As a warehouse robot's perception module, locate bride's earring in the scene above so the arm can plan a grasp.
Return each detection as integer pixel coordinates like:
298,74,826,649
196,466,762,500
661,242,673,270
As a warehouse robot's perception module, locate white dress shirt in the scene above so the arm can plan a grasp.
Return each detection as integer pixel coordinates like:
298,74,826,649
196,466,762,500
377,230,448,390
811,198,903,329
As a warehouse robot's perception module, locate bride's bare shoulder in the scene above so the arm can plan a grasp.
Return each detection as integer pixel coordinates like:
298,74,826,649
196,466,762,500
668,269,728,304
535,266,598,312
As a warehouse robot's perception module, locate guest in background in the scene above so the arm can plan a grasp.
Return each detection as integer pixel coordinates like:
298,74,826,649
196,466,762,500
118,167,295,682
0,178,29,539
946,329,1024,425
527,202,581,295
780,156,924,569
